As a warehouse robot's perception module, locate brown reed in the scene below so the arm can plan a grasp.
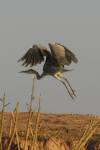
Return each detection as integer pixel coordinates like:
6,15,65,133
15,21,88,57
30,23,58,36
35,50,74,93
0,92,5,150
71,115,100,150
11,111,20,150
0,79,100,150
24,76,36,150
7,102,19,150
31,93,42,150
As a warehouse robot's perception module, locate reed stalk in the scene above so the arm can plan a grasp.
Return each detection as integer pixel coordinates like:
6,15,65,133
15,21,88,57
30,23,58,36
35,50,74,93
7,102,19,150
71,116,99,150
9,119,13,138
24,76,36,150
29,106,37,138
9,102,20,138
31,93,41,150
77,118,100,150
0,92,5,150
12,112,20,150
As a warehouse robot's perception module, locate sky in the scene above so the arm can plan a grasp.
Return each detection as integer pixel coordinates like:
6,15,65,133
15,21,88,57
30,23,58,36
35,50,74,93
0,1,100,115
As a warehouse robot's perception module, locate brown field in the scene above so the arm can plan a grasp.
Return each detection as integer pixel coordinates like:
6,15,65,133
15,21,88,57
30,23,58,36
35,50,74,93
0,112,100,150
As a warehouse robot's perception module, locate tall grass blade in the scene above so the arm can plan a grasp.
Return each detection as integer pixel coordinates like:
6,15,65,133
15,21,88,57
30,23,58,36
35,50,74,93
24,76,36,150
7,102,19,150
0,92,5,150
31,93,41,150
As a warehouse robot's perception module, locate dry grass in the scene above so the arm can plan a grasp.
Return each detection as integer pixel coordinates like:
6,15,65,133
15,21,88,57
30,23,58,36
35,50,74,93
0,77,100,150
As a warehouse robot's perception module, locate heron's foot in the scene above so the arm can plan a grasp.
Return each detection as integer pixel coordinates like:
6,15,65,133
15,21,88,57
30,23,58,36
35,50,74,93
72,90,77,97
69,93,75,100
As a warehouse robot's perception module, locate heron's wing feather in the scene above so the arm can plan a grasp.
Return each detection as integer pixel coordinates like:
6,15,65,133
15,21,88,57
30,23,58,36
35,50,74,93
49,43,78,66
17,44,51,67
62,46,78,63
56,43,78,63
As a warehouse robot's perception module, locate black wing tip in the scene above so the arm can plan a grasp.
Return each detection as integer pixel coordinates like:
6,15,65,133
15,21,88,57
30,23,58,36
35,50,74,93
17,58,23,63
73,58,78,63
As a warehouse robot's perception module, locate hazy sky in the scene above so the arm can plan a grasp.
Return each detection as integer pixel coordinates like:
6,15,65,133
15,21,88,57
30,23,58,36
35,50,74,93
0,1,100,115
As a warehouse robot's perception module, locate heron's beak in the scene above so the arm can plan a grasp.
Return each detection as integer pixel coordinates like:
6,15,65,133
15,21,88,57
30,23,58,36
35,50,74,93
19,71,25,73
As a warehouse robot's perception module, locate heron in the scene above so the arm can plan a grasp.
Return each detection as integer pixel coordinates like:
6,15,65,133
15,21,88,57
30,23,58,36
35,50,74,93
18,43,78,99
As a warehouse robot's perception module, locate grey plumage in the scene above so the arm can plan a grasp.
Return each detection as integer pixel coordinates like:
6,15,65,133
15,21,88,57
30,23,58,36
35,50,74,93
18,43,78,99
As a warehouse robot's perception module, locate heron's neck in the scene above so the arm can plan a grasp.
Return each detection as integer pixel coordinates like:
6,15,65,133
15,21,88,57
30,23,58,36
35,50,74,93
34,70,47,80
33,71,41,80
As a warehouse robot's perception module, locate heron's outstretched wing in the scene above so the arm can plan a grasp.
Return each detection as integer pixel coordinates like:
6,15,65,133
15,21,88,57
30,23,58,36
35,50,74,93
17,44,51,67
48,43,78,66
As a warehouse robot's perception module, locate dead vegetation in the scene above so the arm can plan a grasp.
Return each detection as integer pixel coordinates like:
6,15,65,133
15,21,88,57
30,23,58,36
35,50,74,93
0,76,100,149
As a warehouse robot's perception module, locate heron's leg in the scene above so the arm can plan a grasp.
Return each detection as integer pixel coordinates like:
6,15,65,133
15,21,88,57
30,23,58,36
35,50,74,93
63,77,76,97
56,72,76,97
54,74,75,100
60,80,75,100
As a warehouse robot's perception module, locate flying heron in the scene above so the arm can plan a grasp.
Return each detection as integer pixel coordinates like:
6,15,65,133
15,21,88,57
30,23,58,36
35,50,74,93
18,43,78,99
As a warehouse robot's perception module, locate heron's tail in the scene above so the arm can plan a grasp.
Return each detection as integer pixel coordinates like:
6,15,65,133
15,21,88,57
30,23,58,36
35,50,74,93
62,69,74,73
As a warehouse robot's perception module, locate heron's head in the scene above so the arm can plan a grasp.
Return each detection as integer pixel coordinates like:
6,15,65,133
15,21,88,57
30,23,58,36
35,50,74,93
19,69,38,74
